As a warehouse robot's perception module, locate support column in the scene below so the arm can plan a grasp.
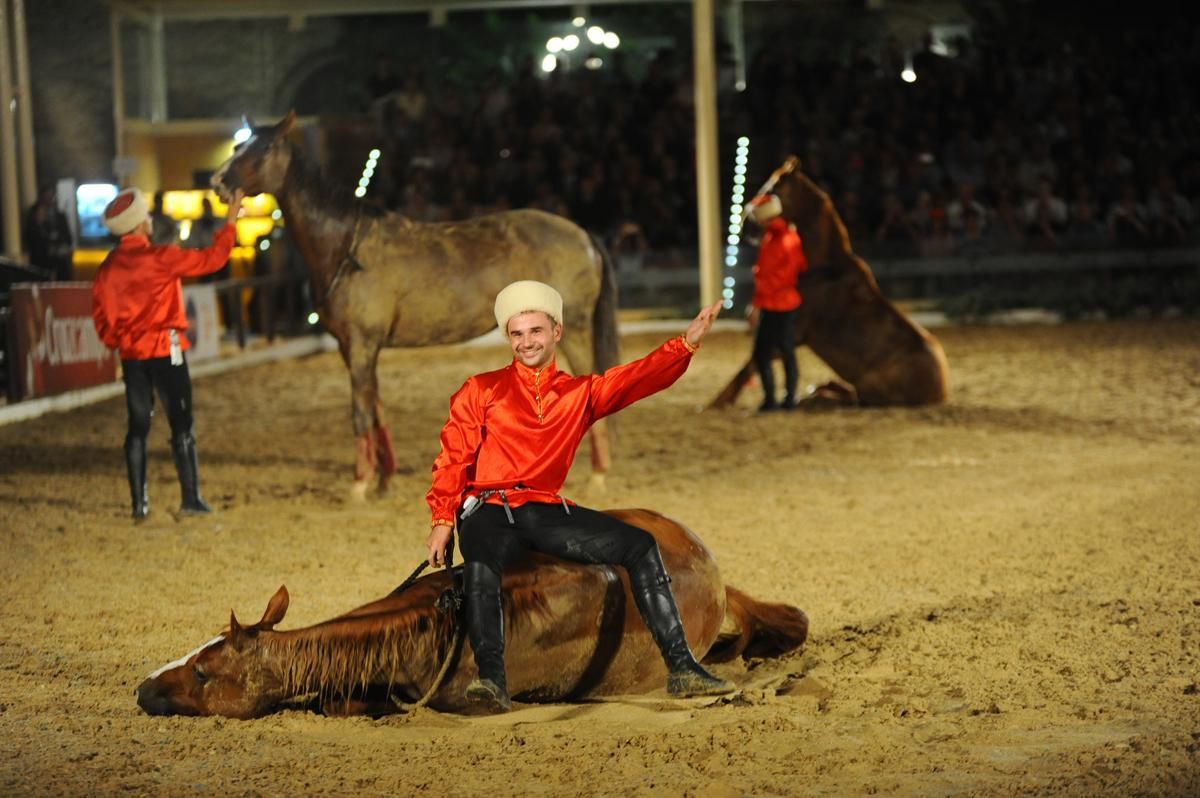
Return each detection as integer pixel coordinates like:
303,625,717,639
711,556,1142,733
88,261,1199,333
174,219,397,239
12,0,36,208
723,0,746,92
111,6,126,160
692,0,721,308
149,8,168,122
0,0,24,257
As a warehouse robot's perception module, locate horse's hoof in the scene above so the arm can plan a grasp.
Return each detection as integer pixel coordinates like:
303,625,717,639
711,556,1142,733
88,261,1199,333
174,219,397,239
349,481,370,502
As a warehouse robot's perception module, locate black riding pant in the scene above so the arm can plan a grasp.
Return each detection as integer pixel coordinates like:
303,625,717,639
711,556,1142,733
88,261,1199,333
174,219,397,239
458,502,657,578
122,356,195,443
752,307,799,403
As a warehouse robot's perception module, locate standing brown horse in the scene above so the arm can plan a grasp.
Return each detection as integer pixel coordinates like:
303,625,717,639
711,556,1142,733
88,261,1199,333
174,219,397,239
135,509,808,718
211,112,620,496
711,157,949,408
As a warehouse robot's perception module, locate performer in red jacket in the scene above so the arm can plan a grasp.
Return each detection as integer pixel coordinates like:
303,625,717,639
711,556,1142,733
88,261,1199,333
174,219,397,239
426,280,732,712
748,193,807,411
91,186,244,520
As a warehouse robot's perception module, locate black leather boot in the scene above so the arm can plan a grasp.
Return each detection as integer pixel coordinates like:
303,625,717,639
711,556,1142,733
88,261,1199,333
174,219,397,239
124,434,149,520
170,432,212,516
628,546,735,698
463,562,511,713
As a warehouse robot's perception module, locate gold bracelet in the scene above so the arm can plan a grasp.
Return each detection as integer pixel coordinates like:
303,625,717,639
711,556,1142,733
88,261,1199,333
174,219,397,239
678,334,699,353
431,519,453,529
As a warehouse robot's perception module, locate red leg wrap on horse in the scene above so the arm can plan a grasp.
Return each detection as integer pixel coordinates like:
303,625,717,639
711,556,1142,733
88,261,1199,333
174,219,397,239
375,425,396,476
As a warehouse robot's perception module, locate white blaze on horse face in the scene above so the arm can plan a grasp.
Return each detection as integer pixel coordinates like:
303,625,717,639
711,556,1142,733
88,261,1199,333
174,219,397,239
147,635,224,680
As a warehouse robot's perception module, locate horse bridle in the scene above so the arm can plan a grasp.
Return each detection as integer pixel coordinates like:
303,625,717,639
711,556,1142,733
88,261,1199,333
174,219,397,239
386,553,467,711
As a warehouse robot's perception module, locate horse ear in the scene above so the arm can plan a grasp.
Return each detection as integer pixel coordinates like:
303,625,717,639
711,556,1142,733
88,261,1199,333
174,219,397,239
276,110,296,139
785,155,801,173
258,585,289,630
229,609,244,647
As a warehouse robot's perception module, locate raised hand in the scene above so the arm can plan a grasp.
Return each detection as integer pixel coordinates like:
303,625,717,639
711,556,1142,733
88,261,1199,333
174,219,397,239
684,301,723,348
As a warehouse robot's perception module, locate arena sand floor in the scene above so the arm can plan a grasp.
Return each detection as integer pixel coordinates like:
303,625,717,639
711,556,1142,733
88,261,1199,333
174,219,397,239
1,319,1198,797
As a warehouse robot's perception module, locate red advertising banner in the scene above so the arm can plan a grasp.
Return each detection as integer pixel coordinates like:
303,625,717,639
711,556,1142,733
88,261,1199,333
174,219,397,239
7,283,118,401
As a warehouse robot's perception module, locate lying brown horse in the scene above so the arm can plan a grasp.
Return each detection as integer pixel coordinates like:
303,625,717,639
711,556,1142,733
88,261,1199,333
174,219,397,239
136,509,807,718
211,112,619,497
711,156,949,408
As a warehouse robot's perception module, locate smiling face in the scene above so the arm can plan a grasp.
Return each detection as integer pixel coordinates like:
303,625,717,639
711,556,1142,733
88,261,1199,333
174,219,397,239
507,311,561,370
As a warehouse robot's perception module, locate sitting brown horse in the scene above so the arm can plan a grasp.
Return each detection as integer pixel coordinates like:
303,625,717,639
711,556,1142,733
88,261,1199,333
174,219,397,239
136,509,807,718
211,112,619,497
711,157,949,408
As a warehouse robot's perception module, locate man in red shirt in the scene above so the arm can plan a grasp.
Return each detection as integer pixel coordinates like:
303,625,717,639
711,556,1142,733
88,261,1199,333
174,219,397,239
748,193,807,411
92,186,244,520
426,280,732,712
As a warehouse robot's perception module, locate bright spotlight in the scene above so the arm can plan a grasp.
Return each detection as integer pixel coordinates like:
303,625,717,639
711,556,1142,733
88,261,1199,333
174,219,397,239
725,256,738,267
572,16,585,26
901,67,916,83
259,239,270,251
547,36,563,53
723,276,736,287
727,234,740,245
737,136,749,147
307,311,320,325
587,26,605,45
542,54,558,72
562,34,579,51
603,31,620,49
733,175,745,185
585,57,603,70
368,148,381,160
726,245,738,255
354,186,367,198
233,127,252,144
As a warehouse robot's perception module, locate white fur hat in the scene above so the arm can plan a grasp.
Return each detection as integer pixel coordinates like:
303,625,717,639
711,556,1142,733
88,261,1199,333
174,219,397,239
494,280,564,332
103,188,150,235
749,193,783,225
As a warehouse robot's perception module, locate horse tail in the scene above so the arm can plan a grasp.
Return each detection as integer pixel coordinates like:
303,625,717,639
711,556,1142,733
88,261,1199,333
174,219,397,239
702,585,809,664
589,232,621,373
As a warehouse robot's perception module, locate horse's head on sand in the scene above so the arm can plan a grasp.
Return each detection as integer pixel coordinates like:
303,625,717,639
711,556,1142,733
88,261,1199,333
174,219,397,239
136,586,292,719
211,111,297,199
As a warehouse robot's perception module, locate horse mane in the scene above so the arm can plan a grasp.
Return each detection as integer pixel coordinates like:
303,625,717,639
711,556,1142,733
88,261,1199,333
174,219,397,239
265,570,554,705
270,602,455,704
277,131,383,221
784,169,880,290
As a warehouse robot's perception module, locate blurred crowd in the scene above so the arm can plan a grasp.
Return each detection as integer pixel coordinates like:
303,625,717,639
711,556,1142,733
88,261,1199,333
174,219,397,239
360,15,1199,263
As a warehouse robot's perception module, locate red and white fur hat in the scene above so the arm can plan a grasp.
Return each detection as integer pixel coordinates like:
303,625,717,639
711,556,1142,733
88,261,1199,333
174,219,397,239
103,188,150,235
748,193,783,225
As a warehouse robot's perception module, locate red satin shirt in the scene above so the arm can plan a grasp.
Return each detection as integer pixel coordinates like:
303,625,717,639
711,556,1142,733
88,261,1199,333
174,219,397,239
751,217,808,312
427,336,696,525
91,226,236,360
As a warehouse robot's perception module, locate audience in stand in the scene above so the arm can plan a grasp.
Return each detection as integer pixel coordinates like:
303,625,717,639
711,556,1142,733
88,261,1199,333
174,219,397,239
356,13,1197,264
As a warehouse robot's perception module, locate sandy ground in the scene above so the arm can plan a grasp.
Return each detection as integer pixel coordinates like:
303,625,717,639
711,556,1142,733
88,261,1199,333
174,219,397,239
1,319,1199,797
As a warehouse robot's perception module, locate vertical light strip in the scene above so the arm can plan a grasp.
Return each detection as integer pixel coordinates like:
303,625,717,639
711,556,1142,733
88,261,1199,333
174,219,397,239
354,148,381,199
722,136,750,309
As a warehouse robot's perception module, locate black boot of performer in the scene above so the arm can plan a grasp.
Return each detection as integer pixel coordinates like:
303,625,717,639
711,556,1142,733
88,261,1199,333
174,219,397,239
629,546,735,698
463,562,511,713
170,432,212,516
124,434,149,520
